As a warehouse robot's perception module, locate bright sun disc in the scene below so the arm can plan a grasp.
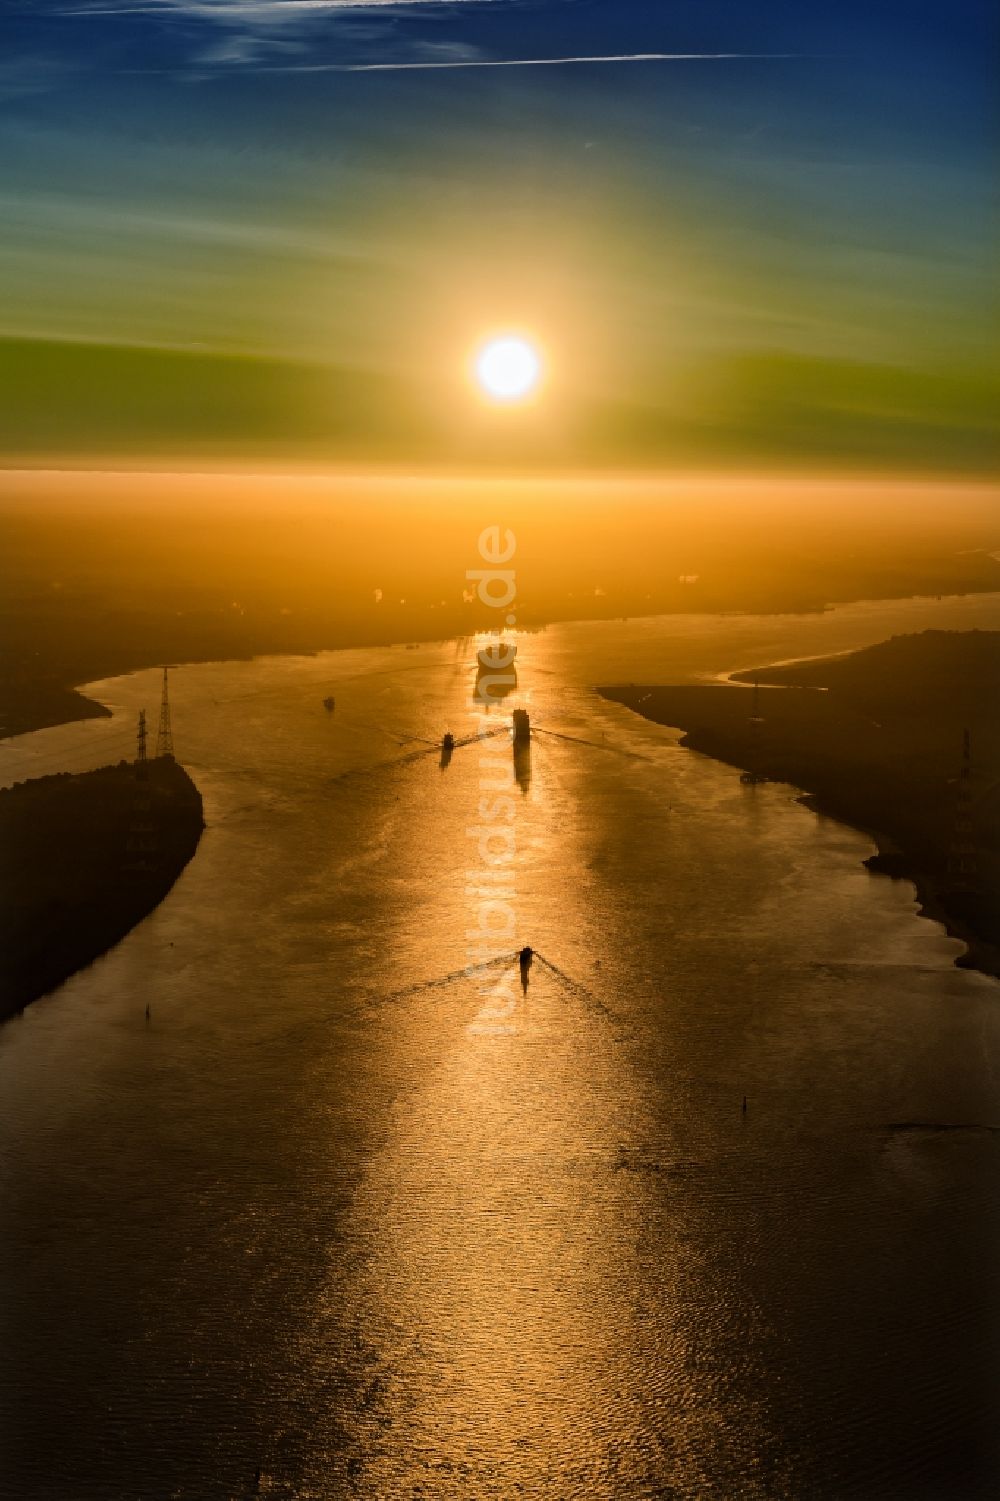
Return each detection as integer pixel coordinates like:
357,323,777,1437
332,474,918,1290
475,336,541,400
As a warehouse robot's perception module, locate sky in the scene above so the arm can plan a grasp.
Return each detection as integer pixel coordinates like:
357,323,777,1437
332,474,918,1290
1,0,997,469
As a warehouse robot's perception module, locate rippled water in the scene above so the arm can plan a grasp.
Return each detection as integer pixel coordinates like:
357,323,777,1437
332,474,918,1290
2,594,999,1500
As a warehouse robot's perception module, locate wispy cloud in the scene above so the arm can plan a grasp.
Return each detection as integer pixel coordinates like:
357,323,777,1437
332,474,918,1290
50,0,501,75
59,1,499,14
326,52,802,72
0,54,79,99
0,190,377,261
51,5,806,79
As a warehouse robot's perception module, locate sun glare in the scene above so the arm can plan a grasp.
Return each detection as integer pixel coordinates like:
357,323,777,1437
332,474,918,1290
474,336,542,401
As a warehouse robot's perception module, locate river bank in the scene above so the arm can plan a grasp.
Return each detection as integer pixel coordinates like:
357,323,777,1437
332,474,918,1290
0,756,204,1019
3,560,999,743
3,612,999,1498
599,631,1000,982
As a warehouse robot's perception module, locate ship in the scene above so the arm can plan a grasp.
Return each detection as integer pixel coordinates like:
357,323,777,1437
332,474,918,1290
322,695,335,713
512,709,530,746
474,657,517,705
473,631,518,707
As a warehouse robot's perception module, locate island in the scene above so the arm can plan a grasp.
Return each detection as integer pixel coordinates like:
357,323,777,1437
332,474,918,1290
599,630,1000,979
0,756,204,1020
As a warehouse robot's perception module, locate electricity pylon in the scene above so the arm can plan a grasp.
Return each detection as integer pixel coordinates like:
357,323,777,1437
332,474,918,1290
155,666,176,760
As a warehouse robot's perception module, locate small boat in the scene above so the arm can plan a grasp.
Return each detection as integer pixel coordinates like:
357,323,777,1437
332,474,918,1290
322,695,336,712
740,770,770,785
518,945,534,991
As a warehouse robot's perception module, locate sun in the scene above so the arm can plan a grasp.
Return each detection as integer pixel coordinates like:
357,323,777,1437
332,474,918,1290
474,335,542,401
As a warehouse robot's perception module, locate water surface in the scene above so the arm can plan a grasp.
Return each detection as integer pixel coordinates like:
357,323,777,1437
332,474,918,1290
2,594,999,1499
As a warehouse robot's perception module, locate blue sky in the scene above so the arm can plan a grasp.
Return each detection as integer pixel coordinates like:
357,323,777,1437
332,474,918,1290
1,0,996,466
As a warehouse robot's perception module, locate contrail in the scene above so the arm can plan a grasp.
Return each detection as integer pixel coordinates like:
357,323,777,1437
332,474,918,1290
322,52,802,73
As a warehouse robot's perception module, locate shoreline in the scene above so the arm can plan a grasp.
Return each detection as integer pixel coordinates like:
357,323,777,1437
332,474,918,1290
0,684,113,741
5,587,1000,745
598,679,1000,984
0,756,204,1021
815,805,1000,982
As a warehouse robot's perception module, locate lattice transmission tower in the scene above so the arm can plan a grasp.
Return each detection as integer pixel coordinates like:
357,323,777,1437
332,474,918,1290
155,665,176,759
135,707,148,779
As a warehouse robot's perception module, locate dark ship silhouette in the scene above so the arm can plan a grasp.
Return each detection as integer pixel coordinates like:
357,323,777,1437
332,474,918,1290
473,637,518,706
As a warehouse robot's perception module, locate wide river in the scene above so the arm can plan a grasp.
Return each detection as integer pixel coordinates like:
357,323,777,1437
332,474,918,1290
2,593,999,1501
